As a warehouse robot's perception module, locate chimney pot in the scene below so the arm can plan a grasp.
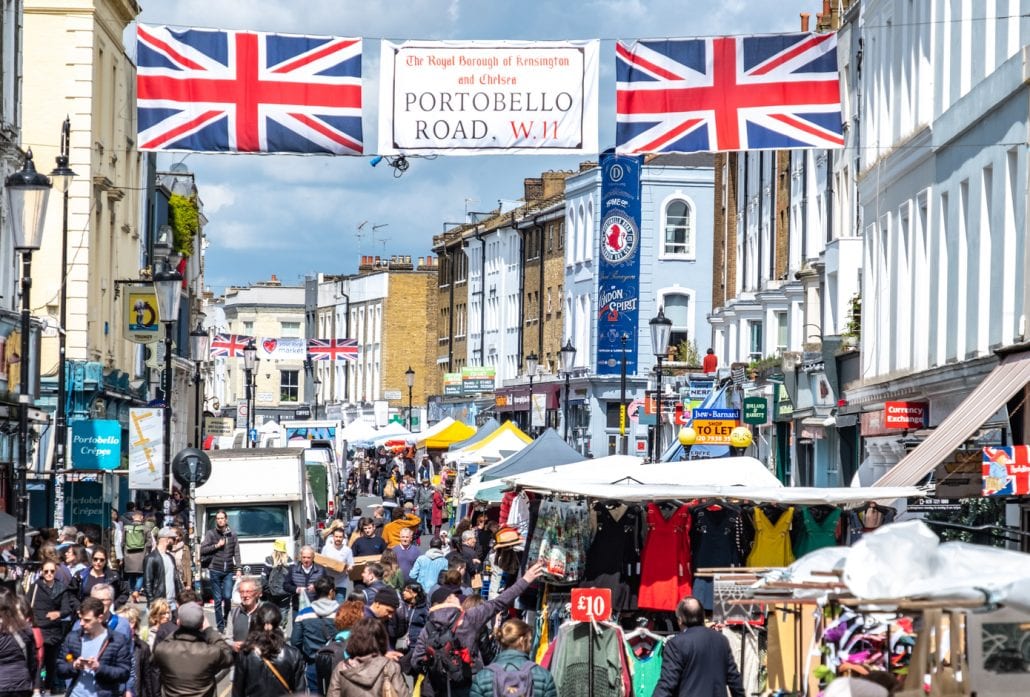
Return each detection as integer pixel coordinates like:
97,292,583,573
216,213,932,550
800,12,810,32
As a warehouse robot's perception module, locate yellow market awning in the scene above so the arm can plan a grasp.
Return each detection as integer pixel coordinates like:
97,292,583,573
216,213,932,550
419,420,477,450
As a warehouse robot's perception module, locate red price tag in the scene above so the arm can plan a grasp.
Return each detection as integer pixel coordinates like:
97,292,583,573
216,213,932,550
571,587,612,622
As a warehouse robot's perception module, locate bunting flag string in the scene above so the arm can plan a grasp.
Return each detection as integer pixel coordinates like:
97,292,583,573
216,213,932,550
209,334,359,362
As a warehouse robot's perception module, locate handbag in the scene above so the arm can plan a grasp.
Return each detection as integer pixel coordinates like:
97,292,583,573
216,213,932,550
470,573,483,590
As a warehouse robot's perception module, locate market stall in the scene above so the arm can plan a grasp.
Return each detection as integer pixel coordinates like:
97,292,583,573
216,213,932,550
447,417,499,452
460,428,584,503
416,417,476,450
445,420,531,465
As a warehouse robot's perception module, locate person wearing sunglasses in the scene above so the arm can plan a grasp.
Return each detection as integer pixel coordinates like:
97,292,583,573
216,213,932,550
71,546,130,609
30,561,73,695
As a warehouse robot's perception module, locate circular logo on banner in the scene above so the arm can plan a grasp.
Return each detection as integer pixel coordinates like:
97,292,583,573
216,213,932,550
608,163,625,183
600,214,638,264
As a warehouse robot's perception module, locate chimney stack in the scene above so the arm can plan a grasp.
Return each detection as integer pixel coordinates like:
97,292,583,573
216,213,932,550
800,12,810,32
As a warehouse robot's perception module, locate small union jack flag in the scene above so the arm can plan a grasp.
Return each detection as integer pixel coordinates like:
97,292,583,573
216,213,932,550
307,338,358,362
136,25,363,154
210,334,252,358
616,32,844,153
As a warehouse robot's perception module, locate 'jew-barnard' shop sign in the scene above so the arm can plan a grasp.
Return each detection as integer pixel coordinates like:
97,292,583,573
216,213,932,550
378,40,598,155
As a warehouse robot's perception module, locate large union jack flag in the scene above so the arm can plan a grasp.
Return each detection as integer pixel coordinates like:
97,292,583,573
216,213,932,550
136,25,362,154
307,338,358,362
210,334,252,358
616,33,843,154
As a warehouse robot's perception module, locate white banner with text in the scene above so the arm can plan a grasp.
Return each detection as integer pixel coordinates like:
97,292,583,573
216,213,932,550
378,40,598,155
128,408,164,490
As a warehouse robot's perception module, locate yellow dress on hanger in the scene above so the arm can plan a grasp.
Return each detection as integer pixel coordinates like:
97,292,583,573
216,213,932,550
746,506,796,567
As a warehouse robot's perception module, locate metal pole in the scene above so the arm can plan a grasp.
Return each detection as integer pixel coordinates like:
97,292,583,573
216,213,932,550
563,372,570,443
16,252,32,559
620,334,628,455
193,363,202,447
407,385,413,431
528,374,534,436
53,164,70,530
655,356,664,462
244,368,252,448
163,324,173,493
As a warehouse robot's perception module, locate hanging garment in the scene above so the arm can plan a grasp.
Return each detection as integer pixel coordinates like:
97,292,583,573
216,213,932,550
722,625,762,697
638,502,692,612
845,505,897,545
506,490,532,540
746,506,796,567
543,622,630,697
527,499,591,584
625,639,664,697
794,506,842,556
689,505,746,611
584,502,644,593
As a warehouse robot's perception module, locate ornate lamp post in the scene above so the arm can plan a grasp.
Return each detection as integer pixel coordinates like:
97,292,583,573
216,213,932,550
153,241,183,493
559,340,576,443
525,351,538,436
189,322,209,447
649,307,672,463
242,340,258,447
49,120,75,529
6,150,52,558
405,366,415,430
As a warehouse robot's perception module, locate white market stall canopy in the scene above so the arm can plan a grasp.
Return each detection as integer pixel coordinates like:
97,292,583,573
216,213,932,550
446,423,531,464
339,419,378,443
368,421,414,445
502,455,784,491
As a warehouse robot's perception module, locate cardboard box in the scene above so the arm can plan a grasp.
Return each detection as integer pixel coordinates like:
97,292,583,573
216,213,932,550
348,554,382,582
315,553,348,574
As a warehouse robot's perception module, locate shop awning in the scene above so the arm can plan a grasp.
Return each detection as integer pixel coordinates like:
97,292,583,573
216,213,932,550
874,350,1030,487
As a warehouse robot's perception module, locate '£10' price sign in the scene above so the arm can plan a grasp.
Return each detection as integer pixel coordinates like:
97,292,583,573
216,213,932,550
571,587,612,622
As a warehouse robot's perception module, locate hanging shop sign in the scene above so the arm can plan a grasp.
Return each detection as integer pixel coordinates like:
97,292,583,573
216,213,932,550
71,420,122,470
204,417,234,437
884,401,928,429
378,40,599,155
982,445,1030,496
128,407,164,490
743,396,768,425
596,153,642,376
123,286,161,344
691,408,740,445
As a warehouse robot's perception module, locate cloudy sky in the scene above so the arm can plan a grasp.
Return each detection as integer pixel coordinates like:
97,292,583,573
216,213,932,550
133,0,821,292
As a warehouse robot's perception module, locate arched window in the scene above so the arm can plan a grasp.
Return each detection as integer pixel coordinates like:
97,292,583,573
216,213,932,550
660,289,695,349
662,198,694,258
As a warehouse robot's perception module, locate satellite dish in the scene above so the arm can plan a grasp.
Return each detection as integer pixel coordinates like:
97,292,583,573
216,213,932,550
172,447,212,488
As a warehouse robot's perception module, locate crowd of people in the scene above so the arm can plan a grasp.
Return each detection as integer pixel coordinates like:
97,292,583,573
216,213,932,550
0,449,764,697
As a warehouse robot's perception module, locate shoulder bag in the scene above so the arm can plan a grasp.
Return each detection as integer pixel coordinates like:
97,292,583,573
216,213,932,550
262,657,292,693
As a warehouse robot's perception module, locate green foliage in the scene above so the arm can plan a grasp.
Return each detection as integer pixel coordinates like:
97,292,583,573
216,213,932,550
843,293,862,342
924,497,1008,547
676,338,701,366
748,354,782,374
168,193,199,257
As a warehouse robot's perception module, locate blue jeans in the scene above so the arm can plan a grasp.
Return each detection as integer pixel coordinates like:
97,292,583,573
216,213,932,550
209,569,235,631
306,662,320,694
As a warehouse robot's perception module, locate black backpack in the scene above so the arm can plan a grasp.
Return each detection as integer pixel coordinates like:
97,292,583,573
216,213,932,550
418,612,472,690
314,637,348,695
264,563,288,599
486,662,535,697
476,621,500,666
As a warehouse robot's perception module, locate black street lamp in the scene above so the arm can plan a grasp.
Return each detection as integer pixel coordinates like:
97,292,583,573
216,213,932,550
649,307,672,463
559,340,576,443
525,352,538,435
242,340,258,447
154,247,183,493
312,372,322,420
405,366,415,430
6,149,52,558
190,322,209,447
619,332,629,455
49,119,76,529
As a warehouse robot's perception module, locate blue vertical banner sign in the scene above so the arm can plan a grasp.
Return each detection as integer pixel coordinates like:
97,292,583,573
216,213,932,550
71,420,122,470
596,153,643,375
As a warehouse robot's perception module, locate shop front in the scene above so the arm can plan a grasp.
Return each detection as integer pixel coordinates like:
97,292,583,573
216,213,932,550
493,381,561,435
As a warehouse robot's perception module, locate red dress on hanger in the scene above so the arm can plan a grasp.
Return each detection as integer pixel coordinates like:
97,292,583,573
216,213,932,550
638,502,692,611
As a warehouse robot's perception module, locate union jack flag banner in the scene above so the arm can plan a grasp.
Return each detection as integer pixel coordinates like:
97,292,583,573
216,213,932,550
615,32,843,154
307,338,358,362
209,334,252,358
136,25,362,154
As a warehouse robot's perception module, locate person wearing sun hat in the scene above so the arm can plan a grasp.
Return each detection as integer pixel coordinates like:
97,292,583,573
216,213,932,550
486,526,524,601
262,538,293,624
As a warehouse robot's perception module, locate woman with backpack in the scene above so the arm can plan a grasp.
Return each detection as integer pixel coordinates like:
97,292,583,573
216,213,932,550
411,561,545,697
326,617,409,697
71,546,130,609
470,619,557,697
262,540,293,626
314,599,364,695
0,588,37,697
232,603,306,697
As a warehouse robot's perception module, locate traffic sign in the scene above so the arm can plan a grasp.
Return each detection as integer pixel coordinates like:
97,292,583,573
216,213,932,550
743,397,768,425
571,587,612,622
